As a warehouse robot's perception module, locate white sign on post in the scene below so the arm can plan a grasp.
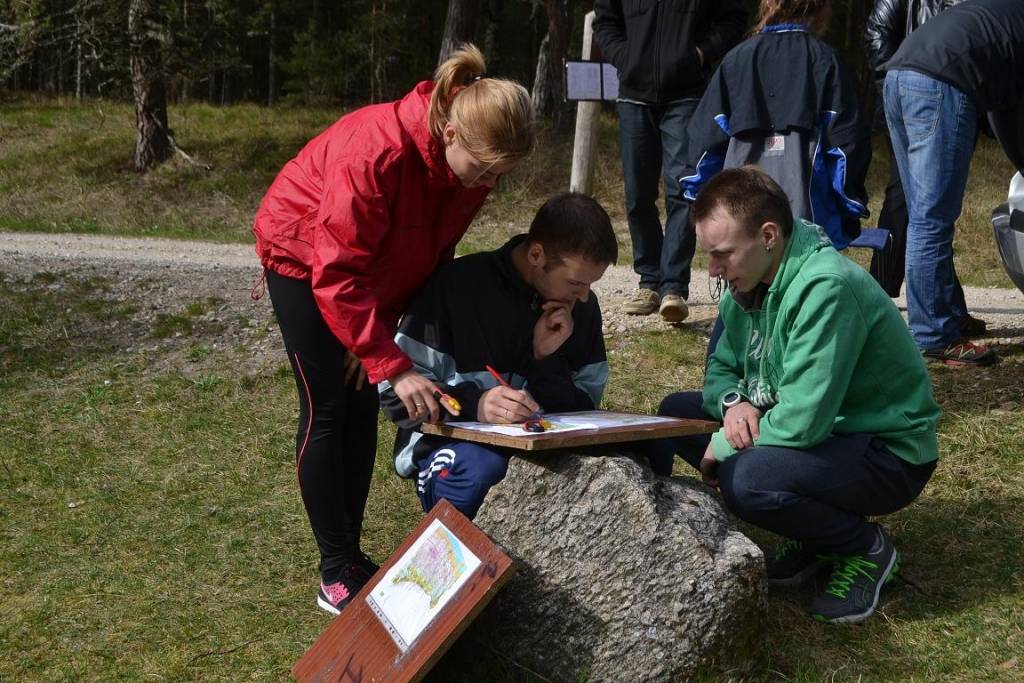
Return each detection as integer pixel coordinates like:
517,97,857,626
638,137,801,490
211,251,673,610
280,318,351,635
565,60,620,101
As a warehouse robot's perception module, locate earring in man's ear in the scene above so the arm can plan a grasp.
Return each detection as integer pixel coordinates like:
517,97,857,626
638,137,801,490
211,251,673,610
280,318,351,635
766,244,773,253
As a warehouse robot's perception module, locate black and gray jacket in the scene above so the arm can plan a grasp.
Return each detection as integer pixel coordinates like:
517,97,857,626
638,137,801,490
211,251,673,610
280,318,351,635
379,235,609,477
863,0,964,82
593,0,748,104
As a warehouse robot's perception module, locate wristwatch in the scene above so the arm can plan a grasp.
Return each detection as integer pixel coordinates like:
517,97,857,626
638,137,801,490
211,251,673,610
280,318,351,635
721,391,745,410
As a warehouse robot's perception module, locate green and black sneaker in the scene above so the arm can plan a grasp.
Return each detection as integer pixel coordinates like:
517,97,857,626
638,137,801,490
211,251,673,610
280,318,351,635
766,539,832,587
811,525,900,624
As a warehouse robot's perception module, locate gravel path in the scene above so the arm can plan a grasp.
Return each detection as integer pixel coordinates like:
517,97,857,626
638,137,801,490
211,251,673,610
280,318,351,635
3,231,1023,372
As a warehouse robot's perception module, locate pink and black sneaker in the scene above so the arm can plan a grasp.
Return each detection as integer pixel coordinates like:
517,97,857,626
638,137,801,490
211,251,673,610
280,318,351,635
316,580,354,615
316,556,379,615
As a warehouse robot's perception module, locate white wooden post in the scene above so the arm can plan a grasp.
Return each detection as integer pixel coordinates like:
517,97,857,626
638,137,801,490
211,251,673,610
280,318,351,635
570,11,600,195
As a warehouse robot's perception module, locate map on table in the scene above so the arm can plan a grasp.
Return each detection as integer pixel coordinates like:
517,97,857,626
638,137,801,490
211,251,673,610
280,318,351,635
366,518,482,651
446,411,682,437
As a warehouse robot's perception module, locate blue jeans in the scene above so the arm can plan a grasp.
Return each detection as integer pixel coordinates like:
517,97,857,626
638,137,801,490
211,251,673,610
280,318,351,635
617,100,698,298
417,442,509,520
648,391,935,555
884,70,977,349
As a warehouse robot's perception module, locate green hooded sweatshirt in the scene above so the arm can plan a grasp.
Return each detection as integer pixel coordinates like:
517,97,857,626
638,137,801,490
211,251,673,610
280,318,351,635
703,219,940,464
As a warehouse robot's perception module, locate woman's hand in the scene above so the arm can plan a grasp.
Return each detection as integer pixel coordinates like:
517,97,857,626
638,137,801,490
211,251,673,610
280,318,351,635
477,386,540,423
343,350,367,390
723,402,762,451
390,370,443,423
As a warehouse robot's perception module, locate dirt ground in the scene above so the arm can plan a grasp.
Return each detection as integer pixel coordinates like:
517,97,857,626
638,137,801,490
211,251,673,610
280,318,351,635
3,231,1023,376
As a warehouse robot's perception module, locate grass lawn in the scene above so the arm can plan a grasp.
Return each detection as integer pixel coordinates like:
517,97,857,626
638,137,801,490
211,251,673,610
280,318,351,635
1,95,1023,681
1,269,1022,682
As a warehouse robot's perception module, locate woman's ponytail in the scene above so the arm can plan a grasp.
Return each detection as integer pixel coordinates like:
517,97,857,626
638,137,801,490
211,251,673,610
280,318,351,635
428,43,534,167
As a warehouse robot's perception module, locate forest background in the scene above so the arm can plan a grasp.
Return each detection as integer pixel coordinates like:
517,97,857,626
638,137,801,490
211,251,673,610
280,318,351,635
0,0,878,135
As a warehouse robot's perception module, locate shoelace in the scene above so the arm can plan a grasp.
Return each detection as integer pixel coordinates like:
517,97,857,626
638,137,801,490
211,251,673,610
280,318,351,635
322,581,351,603
948,342,982,359
824,557,879,599
776,538,803,558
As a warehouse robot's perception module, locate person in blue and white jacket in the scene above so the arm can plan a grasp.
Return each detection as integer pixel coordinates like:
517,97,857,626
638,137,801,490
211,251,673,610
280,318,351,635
379,193,617,519
680,0,870,251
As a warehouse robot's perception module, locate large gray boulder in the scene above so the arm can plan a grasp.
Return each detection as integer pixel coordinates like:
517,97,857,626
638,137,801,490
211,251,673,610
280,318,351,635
472,452,765,682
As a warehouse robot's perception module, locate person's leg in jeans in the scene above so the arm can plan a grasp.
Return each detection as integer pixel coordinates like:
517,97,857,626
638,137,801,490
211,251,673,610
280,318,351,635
267,270,380,586
417,442,510,519
658,99,700,301
643,391,716,475
717,433,935,622
618,101,664,294
884,69,977,350
716,434,934,555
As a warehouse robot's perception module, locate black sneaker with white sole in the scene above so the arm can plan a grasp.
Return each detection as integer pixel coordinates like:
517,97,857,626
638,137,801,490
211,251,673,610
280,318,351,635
811,525,899,624
765,539,832,587
316,560,375,616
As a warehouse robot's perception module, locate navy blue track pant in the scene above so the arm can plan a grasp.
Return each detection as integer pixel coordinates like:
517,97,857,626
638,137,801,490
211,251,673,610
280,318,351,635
649,391,935,556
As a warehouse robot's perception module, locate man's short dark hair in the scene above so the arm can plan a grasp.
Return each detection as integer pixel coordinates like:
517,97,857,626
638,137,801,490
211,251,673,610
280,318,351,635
527,192,618,266
692,166,794,238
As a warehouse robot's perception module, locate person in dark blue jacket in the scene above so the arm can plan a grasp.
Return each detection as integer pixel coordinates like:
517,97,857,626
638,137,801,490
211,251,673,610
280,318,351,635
681,0,871,251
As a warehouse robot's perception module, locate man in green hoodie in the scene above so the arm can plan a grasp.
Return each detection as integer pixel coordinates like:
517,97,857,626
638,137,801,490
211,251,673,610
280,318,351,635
650,166,940,624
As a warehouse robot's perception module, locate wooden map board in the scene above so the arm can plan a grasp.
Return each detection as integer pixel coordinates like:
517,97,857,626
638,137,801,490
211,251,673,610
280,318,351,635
293,500,513,683
421,410,718,451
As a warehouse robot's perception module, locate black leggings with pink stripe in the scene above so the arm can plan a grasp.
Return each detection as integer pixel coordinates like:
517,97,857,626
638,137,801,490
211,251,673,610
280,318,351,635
266,270,379,583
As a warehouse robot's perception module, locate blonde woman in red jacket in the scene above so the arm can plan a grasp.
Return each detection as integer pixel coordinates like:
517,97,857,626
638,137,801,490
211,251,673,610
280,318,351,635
253,44,534,615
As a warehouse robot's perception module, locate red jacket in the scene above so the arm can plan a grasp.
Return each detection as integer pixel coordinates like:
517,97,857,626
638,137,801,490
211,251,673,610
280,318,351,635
254,82,490,384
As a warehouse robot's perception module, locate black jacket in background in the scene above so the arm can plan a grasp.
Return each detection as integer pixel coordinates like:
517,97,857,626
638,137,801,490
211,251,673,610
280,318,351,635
886,0,1024,112
863,0,963,81
593,0,748,104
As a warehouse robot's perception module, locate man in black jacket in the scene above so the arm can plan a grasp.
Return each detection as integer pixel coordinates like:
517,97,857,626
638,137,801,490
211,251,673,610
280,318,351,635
593,0,746,322
884,0,1024,367
379,193,617,519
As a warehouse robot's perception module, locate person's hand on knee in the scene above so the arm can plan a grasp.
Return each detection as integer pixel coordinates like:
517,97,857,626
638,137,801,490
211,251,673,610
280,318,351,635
724,402,762,450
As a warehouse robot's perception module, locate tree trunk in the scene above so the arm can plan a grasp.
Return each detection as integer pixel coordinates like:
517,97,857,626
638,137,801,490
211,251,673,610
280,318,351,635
482,0,504,74
532,33,552,117
75,11,82,101
438,0,478,65
267,4,276,106
129,0,172,172
532,0,574,131
372,0,388,102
